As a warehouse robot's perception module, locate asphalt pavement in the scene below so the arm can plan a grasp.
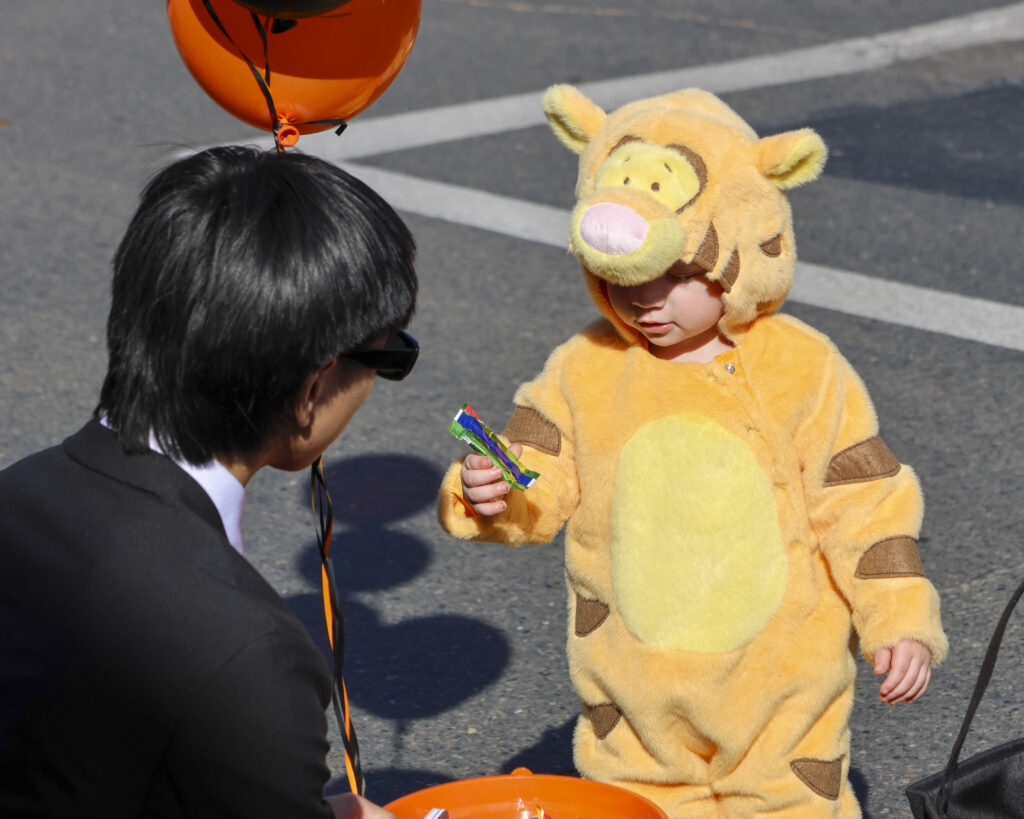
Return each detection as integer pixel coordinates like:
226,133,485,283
2,1,1023,815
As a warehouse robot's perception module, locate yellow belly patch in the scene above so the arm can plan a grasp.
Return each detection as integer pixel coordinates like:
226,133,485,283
610,414,787,653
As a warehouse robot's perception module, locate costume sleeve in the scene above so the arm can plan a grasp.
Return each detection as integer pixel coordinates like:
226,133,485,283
161,630,335,819
437,345,581,546
798,349,947,665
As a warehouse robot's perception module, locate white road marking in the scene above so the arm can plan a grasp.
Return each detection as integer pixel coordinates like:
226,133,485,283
346,163,1024,352
348,164,571,248
294,3,1024,160
791,263,1024,352
230,4,1024,350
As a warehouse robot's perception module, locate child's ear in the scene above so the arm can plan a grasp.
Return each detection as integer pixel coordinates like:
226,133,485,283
755,128,827,189
543,84,607,155
293,359,337,428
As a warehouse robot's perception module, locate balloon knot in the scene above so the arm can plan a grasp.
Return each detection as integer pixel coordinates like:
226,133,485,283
276,121,301,149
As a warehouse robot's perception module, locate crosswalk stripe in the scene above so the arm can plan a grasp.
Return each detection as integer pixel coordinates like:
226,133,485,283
345,163,1024,352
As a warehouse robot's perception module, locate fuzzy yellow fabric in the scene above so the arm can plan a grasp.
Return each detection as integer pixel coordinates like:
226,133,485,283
610,414,787,653
438,315,947,816
437,88,946,818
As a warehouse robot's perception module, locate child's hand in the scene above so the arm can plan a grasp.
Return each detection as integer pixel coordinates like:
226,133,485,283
460,443,523,516
874,639,932,704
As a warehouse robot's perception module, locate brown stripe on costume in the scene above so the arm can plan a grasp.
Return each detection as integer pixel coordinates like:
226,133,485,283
824,436,901,487
759,234,783,257
502,406,561,456
667,143,708,205
575,592,610,636
719,248,740,292
790,756,844,800
855,536,923,578
583,703,622,739
693,224,719,271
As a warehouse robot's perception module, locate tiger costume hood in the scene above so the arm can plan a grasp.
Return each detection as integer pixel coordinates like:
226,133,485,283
542,85,827,342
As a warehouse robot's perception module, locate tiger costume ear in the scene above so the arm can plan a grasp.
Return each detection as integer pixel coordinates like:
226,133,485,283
543,85,607,155
756,128,827,190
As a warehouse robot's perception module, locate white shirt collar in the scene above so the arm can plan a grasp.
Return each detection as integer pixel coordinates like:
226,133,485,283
98,417,245,554
149,431,246,556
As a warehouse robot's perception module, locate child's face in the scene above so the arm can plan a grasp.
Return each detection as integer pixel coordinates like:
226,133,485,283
606,263,725,359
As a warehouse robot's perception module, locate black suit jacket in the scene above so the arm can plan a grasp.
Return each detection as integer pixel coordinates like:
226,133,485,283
0,421,335,818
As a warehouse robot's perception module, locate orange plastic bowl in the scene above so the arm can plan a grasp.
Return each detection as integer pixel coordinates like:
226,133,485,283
385,769,668,819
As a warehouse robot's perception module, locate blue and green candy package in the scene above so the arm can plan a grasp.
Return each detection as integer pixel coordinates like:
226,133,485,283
448,404,539,491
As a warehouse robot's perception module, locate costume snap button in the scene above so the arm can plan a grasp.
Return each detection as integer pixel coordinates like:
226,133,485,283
725,363,736,374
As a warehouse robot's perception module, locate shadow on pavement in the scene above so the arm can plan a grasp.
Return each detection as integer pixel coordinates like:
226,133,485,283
287,452,511,796
797,85,1024,206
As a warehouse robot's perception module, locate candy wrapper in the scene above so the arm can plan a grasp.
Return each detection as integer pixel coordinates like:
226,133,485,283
448,404,540,491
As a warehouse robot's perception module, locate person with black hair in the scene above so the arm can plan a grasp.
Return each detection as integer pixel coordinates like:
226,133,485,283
0,146,419,818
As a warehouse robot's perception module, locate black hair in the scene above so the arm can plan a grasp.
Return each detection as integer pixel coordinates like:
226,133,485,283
96,145,417,464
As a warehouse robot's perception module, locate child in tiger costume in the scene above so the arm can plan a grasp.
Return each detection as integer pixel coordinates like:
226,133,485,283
438,85,947,818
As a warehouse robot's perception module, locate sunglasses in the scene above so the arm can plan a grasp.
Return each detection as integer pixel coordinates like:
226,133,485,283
340,328,419,381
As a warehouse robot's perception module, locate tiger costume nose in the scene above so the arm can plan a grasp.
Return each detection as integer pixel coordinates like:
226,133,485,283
578,203,649,255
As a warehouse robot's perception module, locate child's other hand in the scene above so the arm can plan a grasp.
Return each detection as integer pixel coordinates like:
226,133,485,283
461,443,522,516
874,639,932,704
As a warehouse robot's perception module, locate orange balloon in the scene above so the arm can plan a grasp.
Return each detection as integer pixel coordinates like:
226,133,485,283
233,0,352,19
167,0,421,137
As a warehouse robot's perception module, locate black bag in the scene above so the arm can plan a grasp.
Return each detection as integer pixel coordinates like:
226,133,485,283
906,577,1024,817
